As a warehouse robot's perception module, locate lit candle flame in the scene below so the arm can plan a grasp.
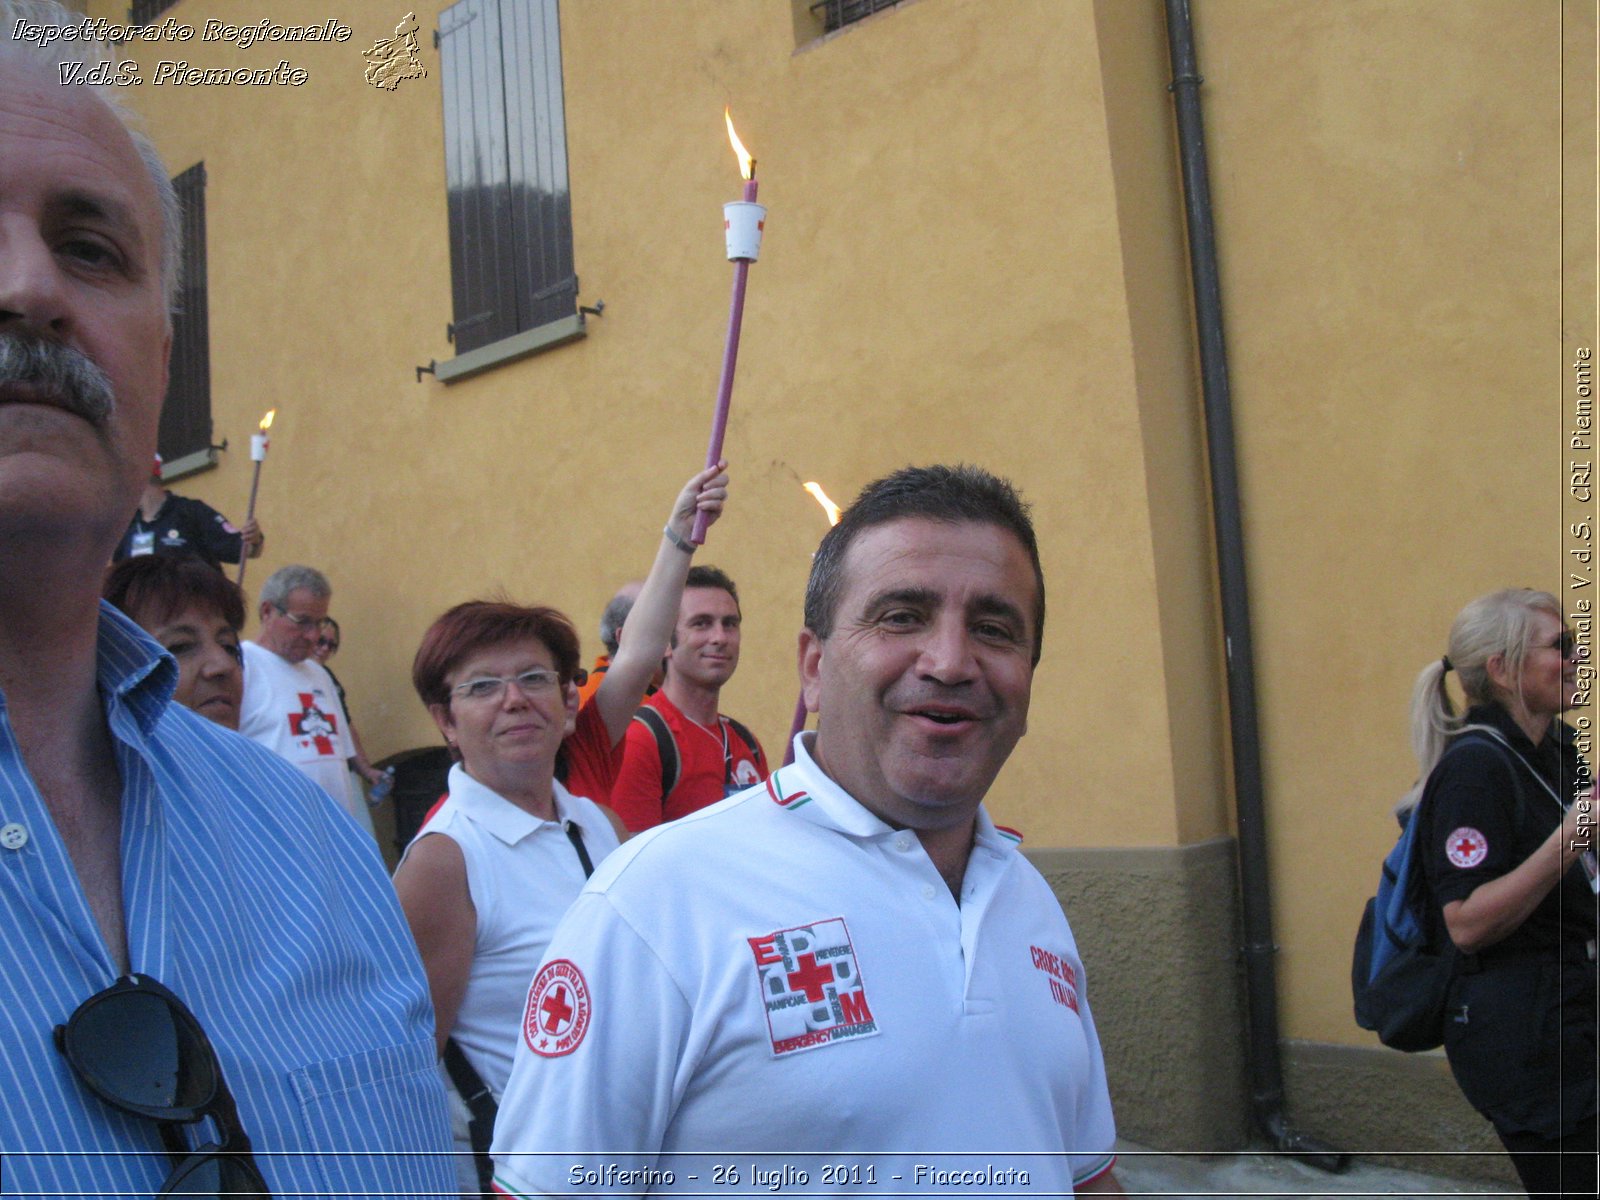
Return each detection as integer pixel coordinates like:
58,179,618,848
803,482,841,527
725,107,755,181
258,409,277,433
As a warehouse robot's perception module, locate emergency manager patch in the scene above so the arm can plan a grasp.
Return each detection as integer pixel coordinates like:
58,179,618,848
1445,827,1489,869
748,918,880,1058
523,959,591,1057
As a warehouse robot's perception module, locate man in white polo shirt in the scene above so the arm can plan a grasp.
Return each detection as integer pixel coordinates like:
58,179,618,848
491,464,1124,1196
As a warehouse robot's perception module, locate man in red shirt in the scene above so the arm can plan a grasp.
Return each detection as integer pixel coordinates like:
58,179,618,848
612,566,767,831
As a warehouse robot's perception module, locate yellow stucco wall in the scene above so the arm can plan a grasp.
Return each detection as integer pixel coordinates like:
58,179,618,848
95,0,1206,852
1192,0,1595,1043
89,0,1593,1061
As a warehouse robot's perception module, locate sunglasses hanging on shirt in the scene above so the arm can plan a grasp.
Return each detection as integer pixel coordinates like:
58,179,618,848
54,974,271,1198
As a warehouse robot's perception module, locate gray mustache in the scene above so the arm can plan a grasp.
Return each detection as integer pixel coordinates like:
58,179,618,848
0,334,116,426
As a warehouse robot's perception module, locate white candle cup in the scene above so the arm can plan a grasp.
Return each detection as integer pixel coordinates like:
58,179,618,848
250,433,269,462
723,201,767,262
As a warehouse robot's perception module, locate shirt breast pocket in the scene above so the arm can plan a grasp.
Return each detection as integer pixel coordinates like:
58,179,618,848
288,1038,453,1198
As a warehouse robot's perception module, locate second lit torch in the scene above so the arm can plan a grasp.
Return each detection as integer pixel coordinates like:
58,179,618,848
785,482,843,765
236,408,274,587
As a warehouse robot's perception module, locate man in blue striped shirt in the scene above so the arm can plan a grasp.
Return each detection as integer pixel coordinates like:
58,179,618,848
0,6,454,1195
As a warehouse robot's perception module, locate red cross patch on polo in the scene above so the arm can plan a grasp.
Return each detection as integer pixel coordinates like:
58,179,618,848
748,918,879,1058
523,959,591,1057
1445,826,1489,869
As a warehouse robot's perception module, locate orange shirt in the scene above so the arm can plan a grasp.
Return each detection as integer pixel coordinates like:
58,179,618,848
575,654,609,709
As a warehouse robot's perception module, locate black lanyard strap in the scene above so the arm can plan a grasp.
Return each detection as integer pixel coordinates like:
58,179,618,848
563,819,595,878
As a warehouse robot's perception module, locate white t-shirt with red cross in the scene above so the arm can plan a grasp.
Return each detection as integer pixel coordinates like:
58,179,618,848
239,641,358,820
490,733,1118,1196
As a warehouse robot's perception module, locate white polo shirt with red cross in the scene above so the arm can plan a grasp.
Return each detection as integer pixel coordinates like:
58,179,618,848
490,733,1117,1196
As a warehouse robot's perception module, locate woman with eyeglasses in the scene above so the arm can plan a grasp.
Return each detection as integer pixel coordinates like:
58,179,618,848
391,466,726,1192
103,555,246,730
1404,588,1596,1198
313,615,387,805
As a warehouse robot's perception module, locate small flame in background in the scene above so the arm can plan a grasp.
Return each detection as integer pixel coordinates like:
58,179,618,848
258,409,277,433
725,107,755,181
803,481,841,527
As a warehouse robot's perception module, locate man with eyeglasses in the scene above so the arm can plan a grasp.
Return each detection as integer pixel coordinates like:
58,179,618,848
240,564,386,834
0,9,453,1194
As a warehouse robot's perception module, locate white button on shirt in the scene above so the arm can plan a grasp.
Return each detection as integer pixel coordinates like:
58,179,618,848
0,823,27,850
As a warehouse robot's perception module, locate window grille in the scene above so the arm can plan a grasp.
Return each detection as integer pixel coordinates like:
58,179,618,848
810,0,900,33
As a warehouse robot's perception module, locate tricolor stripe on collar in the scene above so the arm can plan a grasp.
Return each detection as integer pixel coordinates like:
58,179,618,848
765,769,811,810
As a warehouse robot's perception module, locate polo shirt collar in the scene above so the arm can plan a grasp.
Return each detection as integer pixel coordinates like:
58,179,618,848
776,731,1017,860
445,762,574,847
1464,701,1564,768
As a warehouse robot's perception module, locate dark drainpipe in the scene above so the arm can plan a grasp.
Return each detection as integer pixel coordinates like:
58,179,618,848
1162,0,1346,1169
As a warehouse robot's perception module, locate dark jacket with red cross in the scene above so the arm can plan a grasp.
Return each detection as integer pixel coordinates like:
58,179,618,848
1419,702,1595,1138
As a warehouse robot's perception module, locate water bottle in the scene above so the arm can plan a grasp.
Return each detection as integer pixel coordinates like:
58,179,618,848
367,767,395,806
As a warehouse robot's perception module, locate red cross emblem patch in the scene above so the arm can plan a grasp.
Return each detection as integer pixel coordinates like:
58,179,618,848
288,692,339,756
1445,826,1489,869
523,959,591,1057
748,917,879,1058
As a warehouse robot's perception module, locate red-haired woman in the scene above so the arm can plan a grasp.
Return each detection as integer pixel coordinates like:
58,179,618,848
391,467,725,1186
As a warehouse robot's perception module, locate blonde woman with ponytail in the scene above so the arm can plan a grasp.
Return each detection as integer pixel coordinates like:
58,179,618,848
1405,589,1594,1198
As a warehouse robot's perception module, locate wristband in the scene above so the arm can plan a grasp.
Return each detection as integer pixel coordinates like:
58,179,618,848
663,524,695,555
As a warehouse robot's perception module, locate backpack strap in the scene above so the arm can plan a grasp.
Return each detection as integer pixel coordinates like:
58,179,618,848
632,705,680,799
1453,724,1568,814
1392,792,1446,949
725,715,764,772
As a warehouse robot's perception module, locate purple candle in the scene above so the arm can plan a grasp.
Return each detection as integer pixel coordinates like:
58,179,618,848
692,111,767,545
